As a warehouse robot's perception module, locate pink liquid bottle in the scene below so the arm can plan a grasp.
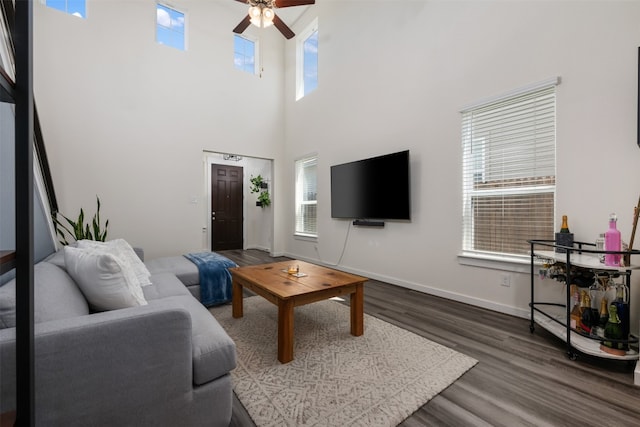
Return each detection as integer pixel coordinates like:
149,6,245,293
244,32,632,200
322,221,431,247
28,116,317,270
604,213,621,267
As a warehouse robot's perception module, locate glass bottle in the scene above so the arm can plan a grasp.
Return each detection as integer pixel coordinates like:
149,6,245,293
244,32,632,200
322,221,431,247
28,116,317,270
605,213,621,267
579,290,594,334
596,233,605,263
569,285,582,330
598,297,609,329
555,215,573,253
603,304,624,351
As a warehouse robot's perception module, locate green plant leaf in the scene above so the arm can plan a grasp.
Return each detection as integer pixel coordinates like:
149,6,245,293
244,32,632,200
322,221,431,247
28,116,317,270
51,197,109,244
249,175,264,194
258,190,271,207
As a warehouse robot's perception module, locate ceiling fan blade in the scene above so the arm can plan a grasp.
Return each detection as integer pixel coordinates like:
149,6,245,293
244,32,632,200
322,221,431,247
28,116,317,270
233,15,252,34
273,14,295,39
233,0,249,4
275,0,315,8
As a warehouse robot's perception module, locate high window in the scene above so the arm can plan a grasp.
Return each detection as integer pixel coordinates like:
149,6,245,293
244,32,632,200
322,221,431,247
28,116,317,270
295,156,318,238
296,18,318,100
461,79,558,258
45,0,86,18
234,34,257,75
156,3,186,51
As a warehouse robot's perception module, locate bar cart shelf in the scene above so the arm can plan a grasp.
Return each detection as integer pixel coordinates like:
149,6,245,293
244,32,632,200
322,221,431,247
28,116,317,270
528,239,640,361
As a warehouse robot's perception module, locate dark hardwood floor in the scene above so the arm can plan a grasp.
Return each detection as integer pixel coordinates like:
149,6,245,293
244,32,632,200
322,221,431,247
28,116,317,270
219,249,640,427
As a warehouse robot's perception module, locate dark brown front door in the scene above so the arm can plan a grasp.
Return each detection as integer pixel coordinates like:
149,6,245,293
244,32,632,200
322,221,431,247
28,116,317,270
211,164,243,250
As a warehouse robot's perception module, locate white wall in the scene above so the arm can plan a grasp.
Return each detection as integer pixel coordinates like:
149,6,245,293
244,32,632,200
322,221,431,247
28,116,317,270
243,157,275,251
34,0,287,258
283,1,640,331
34,0,640,333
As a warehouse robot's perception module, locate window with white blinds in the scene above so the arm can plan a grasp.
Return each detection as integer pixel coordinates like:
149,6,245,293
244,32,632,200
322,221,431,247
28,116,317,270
295,156,318,237
461,81,557,257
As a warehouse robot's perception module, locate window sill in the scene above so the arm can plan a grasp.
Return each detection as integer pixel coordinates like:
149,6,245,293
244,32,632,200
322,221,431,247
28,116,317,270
457,251,533,274
294,233,318,243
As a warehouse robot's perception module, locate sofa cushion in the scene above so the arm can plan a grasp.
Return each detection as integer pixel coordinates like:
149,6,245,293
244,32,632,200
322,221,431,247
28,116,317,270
77,239,152,287
42,246,69,270
0,262,89,329
148,296,236,384
64,246,147,311
145,256,199,287
143,273,192,301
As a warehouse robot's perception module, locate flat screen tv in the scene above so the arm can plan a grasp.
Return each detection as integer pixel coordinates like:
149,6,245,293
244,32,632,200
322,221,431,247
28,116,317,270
330,150,410,221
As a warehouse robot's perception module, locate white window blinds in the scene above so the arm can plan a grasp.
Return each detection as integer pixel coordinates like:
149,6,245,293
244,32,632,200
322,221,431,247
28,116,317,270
461,81,557,257
295,156,317,237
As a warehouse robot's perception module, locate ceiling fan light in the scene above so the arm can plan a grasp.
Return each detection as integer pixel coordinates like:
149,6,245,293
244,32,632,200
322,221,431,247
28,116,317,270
249,6,261,19
262,12,274,27
263,8,274,21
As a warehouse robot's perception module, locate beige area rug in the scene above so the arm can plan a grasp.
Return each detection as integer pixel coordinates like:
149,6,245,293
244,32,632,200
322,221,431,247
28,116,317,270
210,297,477,427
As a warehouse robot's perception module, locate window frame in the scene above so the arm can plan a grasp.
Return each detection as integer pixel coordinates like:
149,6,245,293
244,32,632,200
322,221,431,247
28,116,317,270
295,18,318,101
460,78,559,264
294,154,318,239
156,2,187,51
233,34,259,76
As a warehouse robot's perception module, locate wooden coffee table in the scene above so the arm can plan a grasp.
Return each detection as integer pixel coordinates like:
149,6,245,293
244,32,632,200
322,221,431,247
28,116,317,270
230,260,368,363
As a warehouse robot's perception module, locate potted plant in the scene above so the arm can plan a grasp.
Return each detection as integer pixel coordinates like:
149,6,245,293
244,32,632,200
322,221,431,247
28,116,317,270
53,196,109,245
249,175,271,208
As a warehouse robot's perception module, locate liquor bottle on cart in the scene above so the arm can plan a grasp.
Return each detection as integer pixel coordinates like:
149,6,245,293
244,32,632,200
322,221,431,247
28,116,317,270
555,215,574,253
598,297,609,329
579,291,595,334
602,304,624,354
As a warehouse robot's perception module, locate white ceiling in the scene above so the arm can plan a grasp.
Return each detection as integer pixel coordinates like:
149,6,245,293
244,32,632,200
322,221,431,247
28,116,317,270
274,5,311,26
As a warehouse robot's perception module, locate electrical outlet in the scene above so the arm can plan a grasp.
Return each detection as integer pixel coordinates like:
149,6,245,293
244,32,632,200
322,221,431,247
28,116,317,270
500,273,511,287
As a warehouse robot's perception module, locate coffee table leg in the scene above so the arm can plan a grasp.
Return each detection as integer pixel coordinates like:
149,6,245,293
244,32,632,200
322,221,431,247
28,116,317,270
351,282,364,336
278,299,294,363
232,279,243,318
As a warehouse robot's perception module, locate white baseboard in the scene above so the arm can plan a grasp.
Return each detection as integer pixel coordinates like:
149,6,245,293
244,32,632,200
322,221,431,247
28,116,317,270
284,252,530,320
244,245,288,258
245,245,271,253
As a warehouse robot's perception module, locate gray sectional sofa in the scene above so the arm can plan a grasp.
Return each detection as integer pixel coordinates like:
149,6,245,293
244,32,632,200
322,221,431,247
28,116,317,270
0,245,237,426
145,255,203,300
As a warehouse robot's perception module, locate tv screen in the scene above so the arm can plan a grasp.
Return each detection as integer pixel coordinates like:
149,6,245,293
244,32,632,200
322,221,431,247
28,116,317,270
330,150,410,220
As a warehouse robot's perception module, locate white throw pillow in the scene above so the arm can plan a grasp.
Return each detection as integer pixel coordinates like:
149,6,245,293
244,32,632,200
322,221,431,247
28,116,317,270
64,246,148,311
77,239,152,287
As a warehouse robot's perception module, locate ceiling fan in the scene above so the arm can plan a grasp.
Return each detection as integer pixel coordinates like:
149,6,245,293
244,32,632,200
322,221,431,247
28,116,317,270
232,0,315,40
